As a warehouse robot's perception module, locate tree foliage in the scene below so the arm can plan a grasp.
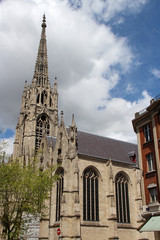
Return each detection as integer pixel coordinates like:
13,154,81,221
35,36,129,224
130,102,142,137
0,156,57,240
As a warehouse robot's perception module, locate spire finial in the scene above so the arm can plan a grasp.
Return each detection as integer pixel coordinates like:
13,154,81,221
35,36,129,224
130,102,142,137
54,77,57,93
41,13,46,28
72,114,75,127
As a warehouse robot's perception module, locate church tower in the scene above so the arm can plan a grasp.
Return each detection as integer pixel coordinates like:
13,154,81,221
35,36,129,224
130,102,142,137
13,15,58,160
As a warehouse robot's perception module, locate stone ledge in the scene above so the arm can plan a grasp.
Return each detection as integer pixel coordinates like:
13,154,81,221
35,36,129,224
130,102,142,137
81,222,108,228
60,236,81,239
108,237,119,240
40,217,49,221
117,223,135,229
49,222,60,228
61,214,80,218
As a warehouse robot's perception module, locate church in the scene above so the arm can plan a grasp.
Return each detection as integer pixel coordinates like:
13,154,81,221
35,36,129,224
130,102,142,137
13,15,154,240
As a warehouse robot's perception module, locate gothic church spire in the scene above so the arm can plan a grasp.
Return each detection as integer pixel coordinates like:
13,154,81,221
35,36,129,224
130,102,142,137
13,15,59,160
33,14,49,87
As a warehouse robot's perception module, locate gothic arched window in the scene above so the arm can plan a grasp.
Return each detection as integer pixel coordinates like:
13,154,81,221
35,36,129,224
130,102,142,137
56,169,64,222
41,91,47,105
50,97,52,107
83,168,99,221
35,114,50,151
37,94,40,104
115,173,130,223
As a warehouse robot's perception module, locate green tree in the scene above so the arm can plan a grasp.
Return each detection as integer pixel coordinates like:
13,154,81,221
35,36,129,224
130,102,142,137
0,155,57,240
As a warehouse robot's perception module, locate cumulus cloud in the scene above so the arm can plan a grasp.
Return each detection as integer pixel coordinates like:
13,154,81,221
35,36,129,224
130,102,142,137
0,0,151,146
79,0,148,22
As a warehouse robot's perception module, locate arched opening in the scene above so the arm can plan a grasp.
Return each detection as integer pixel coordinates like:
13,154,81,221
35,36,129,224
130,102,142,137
41,91,47,105
37,94,40,104
50,97,52,107
55,168,64,222
115,172,130,223
83,167,99,221
35,114,50,151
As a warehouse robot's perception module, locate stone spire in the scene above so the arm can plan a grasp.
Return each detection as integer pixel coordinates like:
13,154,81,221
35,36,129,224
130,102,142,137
33,14,49,87
72,114,75,127
13,15,59,160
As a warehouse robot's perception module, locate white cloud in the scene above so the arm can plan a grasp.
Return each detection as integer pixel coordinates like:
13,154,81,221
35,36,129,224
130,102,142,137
126,83,134,93
62,87,152,144
0,136,14,156
81,0,148,22
0,0,151,145
150,68,160,79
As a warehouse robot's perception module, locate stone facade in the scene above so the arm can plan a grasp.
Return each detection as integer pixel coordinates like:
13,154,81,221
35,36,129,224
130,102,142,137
13,15,58,160
13,16,154,240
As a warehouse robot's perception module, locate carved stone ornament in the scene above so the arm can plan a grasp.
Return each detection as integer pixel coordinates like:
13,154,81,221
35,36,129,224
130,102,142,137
68,147,76,160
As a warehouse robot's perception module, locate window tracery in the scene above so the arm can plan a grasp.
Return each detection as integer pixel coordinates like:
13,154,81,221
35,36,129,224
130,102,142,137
56,169,64,222
41,91,47,105
83,168,99,221
35,114,50,151
115,173,130,223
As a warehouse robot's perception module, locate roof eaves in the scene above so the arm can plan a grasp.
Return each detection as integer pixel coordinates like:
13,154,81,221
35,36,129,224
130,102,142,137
78,152,109,162
78,152,136,166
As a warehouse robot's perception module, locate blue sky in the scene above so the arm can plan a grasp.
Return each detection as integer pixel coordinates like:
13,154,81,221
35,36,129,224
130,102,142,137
0,0,160,153
0,129,14,139
109,0,160,101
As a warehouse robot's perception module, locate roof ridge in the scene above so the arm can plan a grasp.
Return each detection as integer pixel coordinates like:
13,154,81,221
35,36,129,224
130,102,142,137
77,130,137,146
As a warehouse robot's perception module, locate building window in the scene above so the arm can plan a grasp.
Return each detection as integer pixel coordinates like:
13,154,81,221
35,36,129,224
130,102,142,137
115,173,130,224
83,168,99,221
50,97,52,107
35,114,50,151
41,90,47,105
144,124,151,142
56,169,64,222
149,187,157,203
146,153,154,172
37,94,40,104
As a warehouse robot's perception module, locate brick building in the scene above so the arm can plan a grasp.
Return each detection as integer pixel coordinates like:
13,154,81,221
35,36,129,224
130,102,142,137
132,96,160,239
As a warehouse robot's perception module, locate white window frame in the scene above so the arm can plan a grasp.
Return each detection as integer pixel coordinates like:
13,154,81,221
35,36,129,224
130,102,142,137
149,187,158,203
144,124,151,142
146,153,154,172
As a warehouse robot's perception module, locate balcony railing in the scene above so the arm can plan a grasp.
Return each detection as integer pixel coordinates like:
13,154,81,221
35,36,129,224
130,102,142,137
135,93,160,118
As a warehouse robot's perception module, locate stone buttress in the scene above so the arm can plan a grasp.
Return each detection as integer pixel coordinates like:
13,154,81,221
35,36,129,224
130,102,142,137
49,113,81,240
